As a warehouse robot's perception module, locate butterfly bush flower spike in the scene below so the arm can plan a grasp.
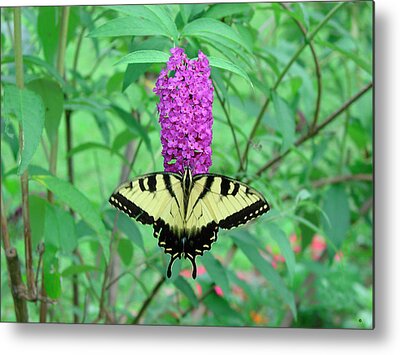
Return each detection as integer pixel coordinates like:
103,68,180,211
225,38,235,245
153,47,214,175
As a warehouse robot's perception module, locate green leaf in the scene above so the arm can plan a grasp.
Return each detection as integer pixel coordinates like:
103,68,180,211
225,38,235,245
322,185,350,251
267,224,296,284
66,142,128,165
89,15,171,39
118,238,134,266
182,18,251,53
179,4,193,24
115,50,170,66
316,39,372,75
204,3,252,19
208,56,253,87
103,209,145,252
1,55,67,89
44,203,60,248
122,36,170,91
3,85,45,175
271,91,296,152
173,276,198,307
231,233,297,320
29,195,47,246
31,174,109,261
43,245,62,299
111,130,137,154
203,292,243,324
37,7,59,65
55,206,77,255
105,5,179,40
61,264,100,277
27,78,64,143
111,105,153,158
64,97,111,144
202,253,230,296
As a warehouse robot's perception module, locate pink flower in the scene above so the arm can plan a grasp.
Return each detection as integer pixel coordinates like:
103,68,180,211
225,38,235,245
311,235,326,260
214,286,224,297
290,234,302,254
153,47,214,175
196,283,202,296
334,251,343,262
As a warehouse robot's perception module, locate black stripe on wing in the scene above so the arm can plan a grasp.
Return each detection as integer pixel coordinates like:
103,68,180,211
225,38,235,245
109,192,155,225
218,198,270,230
154,218,219,279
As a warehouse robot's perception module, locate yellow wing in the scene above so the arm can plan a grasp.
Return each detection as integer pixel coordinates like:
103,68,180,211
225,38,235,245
186,174,270,230
109,172,184,227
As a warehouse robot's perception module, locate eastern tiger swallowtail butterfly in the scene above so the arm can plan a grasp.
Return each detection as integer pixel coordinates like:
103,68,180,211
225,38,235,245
109,167,269,278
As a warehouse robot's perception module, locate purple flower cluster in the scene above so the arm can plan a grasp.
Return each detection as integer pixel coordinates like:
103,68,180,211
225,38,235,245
153,47,214,175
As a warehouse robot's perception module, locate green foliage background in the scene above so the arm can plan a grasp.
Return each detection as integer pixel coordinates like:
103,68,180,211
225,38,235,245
1,1,373,328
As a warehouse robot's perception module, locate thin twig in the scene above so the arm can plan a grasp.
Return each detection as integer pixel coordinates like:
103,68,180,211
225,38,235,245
240,2,347,171
312,173,372,188
1,192,29,322
280,3,322,131
253,82,373,180
131,276,166,324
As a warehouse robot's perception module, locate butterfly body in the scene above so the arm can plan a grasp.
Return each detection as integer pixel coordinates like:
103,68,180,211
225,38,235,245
109,167,269,278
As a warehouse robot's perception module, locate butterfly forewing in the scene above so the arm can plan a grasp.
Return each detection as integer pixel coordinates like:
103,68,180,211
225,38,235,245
191,174,270,229
109,172,183,226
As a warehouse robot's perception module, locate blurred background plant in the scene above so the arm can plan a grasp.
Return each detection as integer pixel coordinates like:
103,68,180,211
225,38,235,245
1,1,373,328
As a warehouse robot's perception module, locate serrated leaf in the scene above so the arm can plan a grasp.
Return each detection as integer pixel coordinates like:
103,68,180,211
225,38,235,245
3,85,45,175
31,174,109,261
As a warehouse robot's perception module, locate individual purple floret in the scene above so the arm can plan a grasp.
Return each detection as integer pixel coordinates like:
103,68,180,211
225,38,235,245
153,47,214,175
